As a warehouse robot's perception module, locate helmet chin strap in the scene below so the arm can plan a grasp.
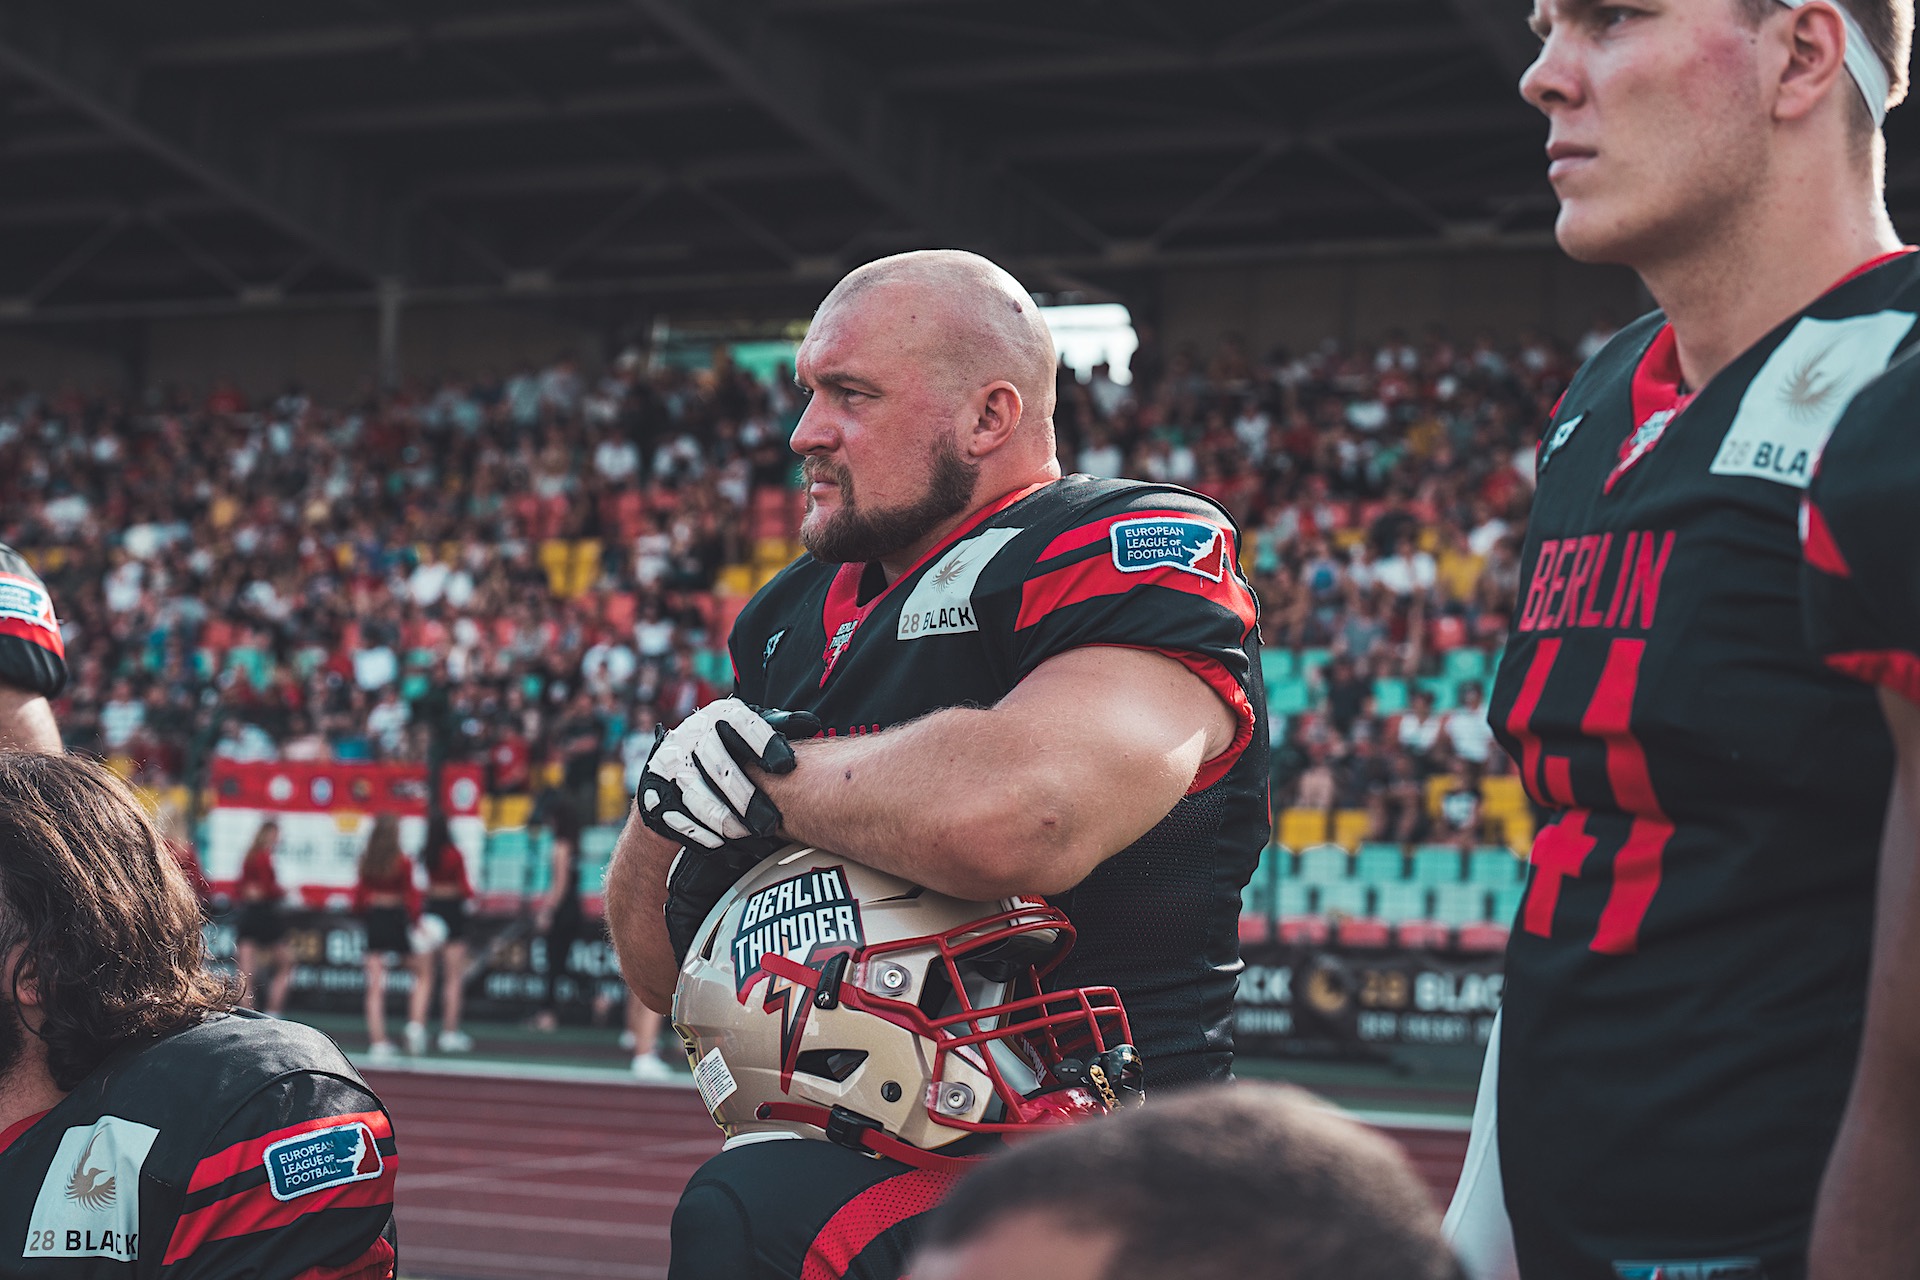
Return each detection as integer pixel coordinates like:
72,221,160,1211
1776,0,1891,126
754,1101,985,1173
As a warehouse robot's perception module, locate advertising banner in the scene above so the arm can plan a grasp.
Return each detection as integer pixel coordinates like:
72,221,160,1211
205,761,487,898
1233,941,1504,1054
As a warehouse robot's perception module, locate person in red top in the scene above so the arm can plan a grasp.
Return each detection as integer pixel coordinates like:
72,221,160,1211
352,816,421,1063
234,819,293,1017
407,813,476,1054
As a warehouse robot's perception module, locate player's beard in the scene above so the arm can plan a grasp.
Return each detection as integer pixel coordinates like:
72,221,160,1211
800,437,978,565
0,994,26,1085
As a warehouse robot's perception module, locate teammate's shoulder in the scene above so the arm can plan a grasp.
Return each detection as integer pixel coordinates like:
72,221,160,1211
118,1009,364,1099
1812,342,1920,507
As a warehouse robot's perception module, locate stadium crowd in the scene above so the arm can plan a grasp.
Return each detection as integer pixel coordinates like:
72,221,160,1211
0,319,1588,844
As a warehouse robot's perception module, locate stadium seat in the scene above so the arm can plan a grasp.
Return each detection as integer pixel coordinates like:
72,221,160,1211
1504,812,1536,854
1243,845,1288,917
1480,775,1528,820
1278,807,1329,850
1412,844,1465,884
491,793,534,829
1492,882,1527,926
1353,843,1406,885
1276,880,1312,919
1278,916,1331,946
1296,843,1350,886
1335,917,1392,948
596,763,627,824
1267,676,1313,717
1238,915,1272,945
1424,774,1453,818
1372,677,1409,715
1315,880,1369,918
692,647,732,688
1374,881,1428,924
715,564,756,596
1396,920,1452,949
1456,923,1510,953
1332,808,1372,850
1260,649,1297,684
1444,648,1489,683
1469,847,1524,886
1298,648,1334,684
538,539,571,595
1432,883,1491,926
568,540,603,597
1417,676,1458,710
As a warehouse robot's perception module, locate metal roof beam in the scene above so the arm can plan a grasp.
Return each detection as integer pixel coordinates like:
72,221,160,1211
0,0,404,282
999,104,1541,162
895,27,1478,91
288,84,737,136
142,6,644,68
623,0,1106,260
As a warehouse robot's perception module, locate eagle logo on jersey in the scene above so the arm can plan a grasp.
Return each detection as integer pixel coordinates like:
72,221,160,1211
64,1132,116,1210
1781,343,1846,423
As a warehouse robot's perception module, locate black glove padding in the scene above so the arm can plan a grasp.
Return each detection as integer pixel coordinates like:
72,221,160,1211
0,543,67,698
639,700,821,851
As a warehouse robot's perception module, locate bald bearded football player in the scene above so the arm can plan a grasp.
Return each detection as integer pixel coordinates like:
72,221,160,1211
607,250,1268,1280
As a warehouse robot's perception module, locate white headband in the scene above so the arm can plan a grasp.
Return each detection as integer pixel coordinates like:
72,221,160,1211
1777,0,1892,126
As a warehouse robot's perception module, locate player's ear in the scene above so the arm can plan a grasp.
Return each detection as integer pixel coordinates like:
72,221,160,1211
1773,0,1853,124
3,944,40,1009
969,381,1025,458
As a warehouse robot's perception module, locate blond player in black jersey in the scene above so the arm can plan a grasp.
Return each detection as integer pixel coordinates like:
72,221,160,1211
1448,2,1915,1278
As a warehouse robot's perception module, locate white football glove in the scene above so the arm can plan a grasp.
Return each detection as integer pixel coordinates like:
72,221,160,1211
637,699,805,851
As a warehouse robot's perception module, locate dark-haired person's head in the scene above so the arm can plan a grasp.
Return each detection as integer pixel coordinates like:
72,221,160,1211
913,1084,1464,1280
0,752,238,1092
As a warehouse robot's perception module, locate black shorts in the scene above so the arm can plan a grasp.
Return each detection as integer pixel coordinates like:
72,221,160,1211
235,902,287,947
363,906,411,957
426,898,469,944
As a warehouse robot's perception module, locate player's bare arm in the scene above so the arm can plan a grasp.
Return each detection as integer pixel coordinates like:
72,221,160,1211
763,643,1236,900
0,685,60,753
1809,687,1920,1279
607,643,1235,1012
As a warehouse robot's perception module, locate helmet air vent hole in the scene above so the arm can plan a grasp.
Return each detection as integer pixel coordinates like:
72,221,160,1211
881,1081,902,1102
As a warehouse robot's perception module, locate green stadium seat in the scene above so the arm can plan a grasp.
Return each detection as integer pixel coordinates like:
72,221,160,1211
1243,846,1288,916
1354,843,1406,884
1298,648,1334,683
1267,676,1313,716
1412,845,1466,884
1433,883,1491,926
1297,844,1351,886
693,647,732,689
1374,881,1428,924
1372,677,1409,715
1316,881,1369,918
1444,649,1489,683
1492,883,1527,926
1469,848,1524,886
1417,676,1459,710
1261,649,1297,684
1277,880,1312,918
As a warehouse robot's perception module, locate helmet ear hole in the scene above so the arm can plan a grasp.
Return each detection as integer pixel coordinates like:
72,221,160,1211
794,1049,868,1083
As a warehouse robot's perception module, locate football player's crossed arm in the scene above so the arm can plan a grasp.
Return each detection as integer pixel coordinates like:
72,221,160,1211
605,645,1235,1012
1810,688,1920,1279
761,644,1234,901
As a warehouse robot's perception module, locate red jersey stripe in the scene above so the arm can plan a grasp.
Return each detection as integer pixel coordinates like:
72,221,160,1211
798,1167,963,1280
1036,509,1226,563
1801,497,1851,578
1827,649,1920,706
164,1165,396,1265
189,1109,393,1193
286,1236,397,1280
0,1109,49,1157
1015,543,1258,635
0,614,63,654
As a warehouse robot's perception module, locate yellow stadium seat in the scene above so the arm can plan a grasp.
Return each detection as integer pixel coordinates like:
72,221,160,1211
1417,526,1440,553
597,762,627,824
1506,812,1536,856
1481,776,1527,818
1238,529,1257,570
1425,774,1453,818
538,540,571,596
568,540,603,599
492,794,534,830
1332,528,1366,551
536,761,563,790
715,564,756,597
753,537,794,569
754,565,784,592
1278,808,1328,850
1332,808,1372,851
106,755,135,781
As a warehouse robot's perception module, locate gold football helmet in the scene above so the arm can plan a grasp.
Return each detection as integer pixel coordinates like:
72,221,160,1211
672,845,1142,1170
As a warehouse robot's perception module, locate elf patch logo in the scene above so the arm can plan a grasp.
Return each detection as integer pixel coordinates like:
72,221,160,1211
0,572,57,633
25,1117,159,1261
263,1121,385,1201
1109,516,1228,582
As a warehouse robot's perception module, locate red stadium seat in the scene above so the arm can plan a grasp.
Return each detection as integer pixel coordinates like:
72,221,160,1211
1335,917,1392,949
1238,914,1272,945
1277,916,1331,946
1395,920,1452,950
1456,922,1511,953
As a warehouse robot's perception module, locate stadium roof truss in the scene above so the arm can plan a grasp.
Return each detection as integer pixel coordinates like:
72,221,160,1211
0,0,1913,325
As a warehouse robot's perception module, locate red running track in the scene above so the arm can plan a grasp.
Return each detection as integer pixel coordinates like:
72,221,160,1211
368,1070,1470,1280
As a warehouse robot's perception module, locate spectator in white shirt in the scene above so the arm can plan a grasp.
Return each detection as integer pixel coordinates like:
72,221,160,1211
1444,681,1494,766
1394,689,1445,762
100,679,146,751
1375,533,1437,600
367,687,412,758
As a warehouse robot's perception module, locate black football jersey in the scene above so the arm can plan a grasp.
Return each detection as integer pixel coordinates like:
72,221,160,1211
670,1140,966,1280
729,475,1270,1091
1802,337,1920,700
0,1010,396,1279
1488,250,1920,1278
